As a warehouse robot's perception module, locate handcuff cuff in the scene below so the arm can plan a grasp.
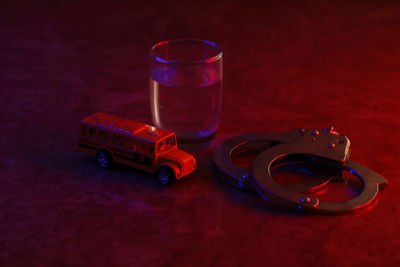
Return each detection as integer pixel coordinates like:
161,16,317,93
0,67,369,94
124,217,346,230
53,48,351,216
213,128,388,214
213,129,333,192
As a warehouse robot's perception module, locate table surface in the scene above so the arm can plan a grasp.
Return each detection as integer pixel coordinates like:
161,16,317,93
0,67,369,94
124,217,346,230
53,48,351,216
1,1,400,266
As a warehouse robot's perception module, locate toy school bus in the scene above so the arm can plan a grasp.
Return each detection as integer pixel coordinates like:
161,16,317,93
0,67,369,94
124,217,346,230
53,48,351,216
77,112,197,185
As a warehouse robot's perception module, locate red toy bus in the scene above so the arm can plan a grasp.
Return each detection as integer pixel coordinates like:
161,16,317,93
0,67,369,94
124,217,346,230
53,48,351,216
77,112,197,185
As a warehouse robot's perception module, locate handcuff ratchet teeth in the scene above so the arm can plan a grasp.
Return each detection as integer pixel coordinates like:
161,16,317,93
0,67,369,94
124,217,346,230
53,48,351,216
251,128,388,214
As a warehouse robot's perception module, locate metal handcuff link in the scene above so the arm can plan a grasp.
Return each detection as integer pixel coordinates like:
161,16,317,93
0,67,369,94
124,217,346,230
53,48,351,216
213,128,388,214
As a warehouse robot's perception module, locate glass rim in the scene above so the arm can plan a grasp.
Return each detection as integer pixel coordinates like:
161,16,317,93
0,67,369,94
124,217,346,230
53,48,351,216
150,39,223,65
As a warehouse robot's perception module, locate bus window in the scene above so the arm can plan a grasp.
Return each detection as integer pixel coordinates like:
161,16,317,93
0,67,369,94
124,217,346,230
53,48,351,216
136,142,145,153
149,145,154,153
157,136,176,152
123,140,134,150
81,126,87,136
112,136,123,146
98,131,110,143
88,128,96,138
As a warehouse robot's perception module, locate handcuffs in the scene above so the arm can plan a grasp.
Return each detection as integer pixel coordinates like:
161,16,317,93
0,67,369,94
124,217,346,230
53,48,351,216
213,128,387,214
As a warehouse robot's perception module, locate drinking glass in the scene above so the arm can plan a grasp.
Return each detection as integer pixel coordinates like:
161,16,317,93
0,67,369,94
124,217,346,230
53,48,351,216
150,39,223,142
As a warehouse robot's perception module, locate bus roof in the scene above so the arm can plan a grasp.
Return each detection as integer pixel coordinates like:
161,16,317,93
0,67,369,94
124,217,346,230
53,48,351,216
80,112,173,142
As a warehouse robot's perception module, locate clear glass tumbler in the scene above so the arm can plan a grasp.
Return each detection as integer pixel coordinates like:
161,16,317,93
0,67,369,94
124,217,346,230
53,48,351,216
150,39,223,142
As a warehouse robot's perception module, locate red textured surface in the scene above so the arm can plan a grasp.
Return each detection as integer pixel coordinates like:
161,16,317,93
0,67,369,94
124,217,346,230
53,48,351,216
1,1,400,265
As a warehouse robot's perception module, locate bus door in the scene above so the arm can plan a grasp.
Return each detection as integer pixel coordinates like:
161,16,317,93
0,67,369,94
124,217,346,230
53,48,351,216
136,140,155,168
110,135,136,162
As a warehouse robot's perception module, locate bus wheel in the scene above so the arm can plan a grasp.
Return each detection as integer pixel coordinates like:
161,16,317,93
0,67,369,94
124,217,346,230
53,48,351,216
96,150,112,168
157,167,175,185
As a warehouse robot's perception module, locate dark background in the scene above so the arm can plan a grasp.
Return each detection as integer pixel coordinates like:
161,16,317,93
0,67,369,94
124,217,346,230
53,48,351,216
1,0,400,266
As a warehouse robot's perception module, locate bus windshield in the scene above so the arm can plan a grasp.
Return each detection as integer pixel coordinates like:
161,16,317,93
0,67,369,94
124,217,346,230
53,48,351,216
157,135,176,152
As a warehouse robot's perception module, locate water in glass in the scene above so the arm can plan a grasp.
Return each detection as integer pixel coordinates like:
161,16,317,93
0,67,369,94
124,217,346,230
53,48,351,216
150,66,222,141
